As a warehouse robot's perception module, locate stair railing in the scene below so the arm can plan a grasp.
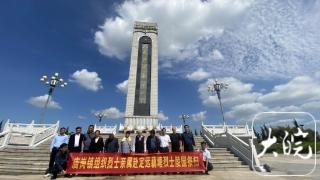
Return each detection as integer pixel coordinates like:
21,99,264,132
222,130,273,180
30,121,59,147
201,124,221,147
0,120,59,149
226,132,265,172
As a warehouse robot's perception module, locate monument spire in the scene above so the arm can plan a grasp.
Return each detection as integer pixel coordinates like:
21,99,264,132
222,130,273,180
124,21,158,130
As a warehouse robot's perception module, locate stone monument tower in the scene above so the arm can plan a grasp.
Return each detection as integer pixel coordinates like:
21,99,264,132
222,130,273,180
124,21,158,129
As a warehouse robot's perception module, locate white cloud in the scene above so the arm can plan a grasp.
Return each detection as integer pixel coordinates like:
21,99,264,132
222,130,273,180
77,115,87,120
95,0,320,80
70,69,103,92
225,103,268,122
199,77,261,107
301,101,320,113
199,75,320,123
186,68,211,81
94,0,253,60
191,111,207,121
189,0,320,80
94,107,124,119
258,76,320,107
27,94,61,109
116,80,128,94
158,111,169,121
210,49,224,60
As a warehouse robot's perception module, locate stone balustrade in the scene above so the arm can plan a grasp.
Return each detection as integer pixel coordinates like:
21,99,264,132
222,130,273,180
0,119,59,149
94,124,117,135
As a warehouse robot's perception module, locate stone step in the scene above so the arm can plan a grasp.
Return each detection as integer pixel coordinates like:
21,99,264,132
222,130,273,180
0,151,50,157
0,165,47,171
207,150,231,154
208,150,231,153
212,164,249,169
0,169,45,175
0,152,49,157
4,143,51,149
211,157,241,161
1,149,50,153
200,148,229,152
212,156,238,160
211,152,234,156
0,160,48,166
207,148,228,150
36,144,51,148
213,166,249,171
210,160,244,165
0,157,49,162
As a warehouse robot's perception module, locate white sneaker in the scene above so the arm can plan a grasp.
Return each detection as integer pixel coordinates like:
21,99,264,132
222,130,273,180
44,173,52,178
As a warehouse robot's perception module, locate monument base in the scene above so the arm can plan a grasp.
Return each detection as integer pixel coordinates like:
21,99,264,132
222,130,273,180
119,116,159,132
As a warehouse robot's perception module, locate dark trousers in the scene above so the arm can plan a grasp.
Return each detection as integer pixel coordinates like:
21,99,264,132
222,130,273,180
171,144,180,152
48,147,59,172
52,162,67,179
69,147,81,153
148,149,158,153
203,161,213,172
184,145,194,152
135,148,144,153
159,147,169,153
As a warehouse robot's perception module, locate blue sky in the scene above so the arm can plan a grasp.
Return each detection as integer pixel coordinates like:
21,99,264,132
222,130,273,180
0,0,319,131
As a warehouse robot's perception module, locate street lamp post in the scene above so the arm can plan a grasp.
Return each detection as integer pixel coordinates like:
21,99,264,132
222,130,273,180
95,112,105,123
180,114,190,125
208,79,228,128
40,72,67,123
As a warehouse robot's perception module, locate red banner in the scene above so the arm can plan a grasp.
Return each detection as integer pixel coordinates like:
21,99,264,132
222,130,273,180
66,152,205,174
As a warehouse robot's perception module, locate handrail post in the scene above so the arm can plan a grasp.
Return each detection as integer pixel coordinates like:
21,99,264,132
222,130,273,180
3,127,12,148
30,133,36,147
3,119,10,131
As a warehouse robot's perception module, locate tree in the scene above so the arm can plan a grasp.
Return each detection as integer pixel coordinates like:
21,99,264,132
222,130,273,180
263,124,269,137
293,118,299,128
253,127,261,142
260,126,267,140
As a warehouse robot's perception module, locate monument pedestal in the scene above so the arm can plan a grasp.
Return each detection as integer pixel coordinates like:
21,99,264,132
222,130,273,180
119,116,159,132
125,116,158,127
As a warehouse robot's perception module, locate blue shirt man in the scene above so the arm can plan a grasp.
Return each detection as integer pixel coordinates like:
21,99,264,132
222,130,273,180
46,127,69,174
50,133,69,151
181,125,195,152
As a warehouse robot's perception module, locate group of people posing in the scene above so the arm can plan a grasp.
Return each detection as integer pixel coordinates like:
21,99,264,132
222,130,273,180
46,124,212,179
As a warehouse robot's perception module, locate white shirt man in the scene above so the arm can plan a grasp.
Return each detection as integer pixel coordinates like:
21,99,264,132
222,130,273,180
201,148,211,161
159,129,171,153
74,133,80,147
199,142,213,174
159,134,171,148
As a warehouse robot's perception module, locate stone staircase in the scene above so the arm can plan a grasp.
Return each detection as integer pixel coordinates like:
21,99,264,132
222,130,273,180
0,139,50,175
115,133,249,171
0,134,249,175
194,136,249,171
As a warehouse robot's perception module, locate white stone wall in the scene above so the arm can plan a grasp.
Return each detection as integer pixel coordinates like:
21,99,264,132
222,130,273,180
124,22,158,127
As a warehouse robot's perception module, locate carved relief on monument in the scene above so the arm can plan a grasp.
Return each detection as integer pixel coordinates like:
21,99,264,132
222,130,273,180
134,36,152,116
